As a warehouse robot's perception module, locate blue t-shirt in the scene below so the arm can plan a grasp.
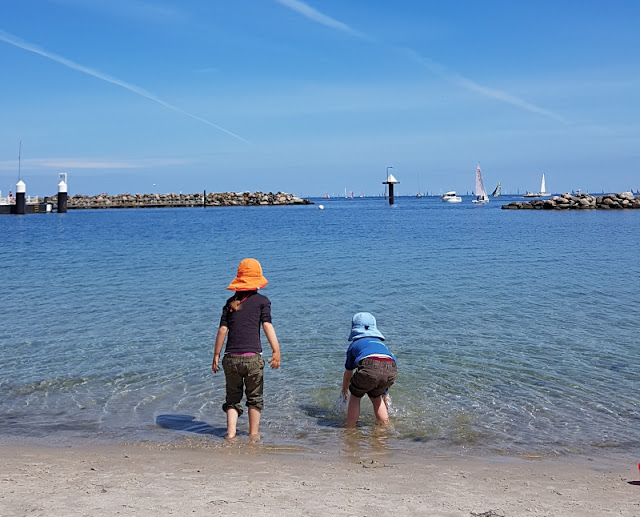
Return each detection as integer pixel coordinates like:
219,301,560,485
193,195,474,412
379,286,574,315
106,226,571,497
345,337,397,371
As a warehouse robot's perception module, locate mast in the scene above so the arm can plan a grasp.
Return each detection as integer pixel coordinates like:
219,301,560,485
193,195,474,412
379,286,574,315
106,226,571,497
18,140,21,180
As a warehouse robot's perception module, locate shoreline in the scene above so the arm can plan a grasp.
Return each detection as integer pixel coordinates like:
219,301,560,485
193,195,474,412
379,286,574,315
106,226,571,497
2,442,638,516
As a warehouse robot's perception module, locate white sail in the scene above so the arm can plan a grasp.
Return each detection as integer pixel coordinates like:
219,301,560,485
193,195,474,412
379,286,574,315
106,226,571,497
473,164,489,203
539,174,550,196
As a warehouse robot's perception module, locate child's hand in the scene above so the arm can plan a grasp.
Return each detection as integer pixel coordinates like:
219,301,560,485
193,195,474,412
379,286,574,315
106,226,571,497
212,355,220,373
268,351,280,369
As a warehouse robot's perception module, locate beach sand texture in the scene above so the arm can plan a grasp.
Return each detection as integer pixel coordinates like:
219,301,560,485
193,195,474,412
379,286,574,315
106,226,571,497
2,444,638,516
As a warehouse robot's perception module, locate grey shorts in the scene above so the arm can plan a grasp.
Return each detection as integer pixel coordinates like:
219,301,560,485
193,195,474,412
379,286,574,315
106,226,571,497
222,354,265,415
349,358,397,399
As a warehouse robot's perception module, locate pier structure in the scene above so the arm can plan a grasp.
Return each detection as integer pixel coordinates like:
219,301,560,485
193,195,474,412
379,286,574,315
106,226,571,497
0,179,52,215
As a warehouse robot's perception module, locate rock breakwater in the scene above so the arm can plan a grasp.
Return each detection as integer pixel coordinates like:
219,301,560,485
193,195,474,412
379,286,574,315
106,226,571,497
45,191,312,209
502,192,640,210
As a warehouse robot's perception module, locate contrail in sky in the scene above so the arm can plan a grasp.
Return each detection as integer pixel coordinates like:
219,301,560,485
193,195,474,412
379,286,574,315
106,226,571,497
273,0,364,38
0,29,249,143
273,0,568,123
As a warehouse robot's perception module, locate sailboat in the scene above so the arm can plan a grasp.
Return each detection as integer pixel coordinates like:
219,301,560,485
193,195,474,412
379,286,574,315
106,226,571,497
539,174,550,196
491,183,501,197
525,174,550,197
472,164,489,203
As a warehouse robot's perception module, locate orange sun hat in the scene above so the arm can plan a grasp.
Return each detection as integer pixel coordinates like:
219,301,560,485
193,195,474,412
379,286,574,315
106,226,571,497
227,258,269,291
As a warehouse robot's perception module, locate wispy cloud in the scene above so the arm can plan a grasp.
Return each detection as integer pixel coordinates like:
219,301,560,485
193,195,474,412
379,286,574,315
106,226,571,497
0,30,248,143
46,0,188,24
402,49,569,124
0,157,194,171
273,0,363,38
273,0,568,123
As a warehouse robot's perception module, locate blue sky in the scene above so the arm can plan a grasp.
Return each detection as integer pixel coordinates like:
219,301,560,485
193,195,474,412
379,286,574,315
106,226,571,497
1,0,638,197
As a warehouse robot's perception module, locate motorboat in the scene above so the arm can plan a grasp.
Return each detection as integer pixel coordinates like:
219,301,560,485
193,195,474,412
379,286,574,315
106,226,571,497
441,191,462,203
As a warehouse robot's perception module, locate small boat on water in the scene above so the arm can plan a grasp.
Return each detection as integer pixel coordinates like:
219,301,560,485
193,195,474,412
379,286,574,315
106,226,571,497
472,164,489,204
441,191,462,203
539,174,550,197
491,183,501,197
524,174,550,198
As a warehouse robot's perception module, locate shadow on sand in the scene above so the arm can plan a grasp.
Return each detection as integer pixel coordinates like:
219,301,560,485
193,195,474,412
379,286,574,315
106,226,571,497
155,414,244,437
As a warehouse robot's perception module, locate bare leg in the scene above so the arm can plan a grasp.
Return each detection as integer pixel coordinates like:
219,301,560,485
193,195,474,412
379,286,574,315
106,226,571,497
347,395,361,428
225,408,239,439
371,396,390,426
248,406,261,440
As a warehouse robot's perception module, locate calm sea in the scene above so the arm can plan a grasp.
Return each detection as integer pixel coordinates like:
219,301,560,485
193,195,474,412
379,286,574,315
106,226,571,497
1,195,638,457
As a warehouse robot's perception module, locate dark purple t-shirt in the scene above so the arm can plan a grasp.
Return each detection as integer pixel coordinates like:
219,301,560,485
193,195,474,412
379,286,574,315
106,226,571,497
219,291,272,354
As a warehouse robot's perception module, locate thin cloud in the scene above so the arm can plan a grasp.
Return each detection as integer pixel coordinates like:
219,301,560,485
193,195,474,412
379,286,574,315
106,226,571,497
0,157,194,170
0,30,248,143
402,49,569,124
46,0,189,24
273,0,364,38
274,0,567,123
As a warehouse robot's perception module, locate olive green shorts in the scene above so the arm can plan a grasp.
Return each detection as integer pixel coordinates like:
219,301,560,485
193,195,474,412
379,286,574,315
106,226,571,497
222,354,265,415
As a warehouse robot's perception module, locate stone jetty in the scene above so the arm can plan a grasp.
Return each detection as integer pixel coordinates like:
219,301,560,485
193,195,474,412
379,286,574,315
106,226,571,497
44,191,313,210
502,192,640,210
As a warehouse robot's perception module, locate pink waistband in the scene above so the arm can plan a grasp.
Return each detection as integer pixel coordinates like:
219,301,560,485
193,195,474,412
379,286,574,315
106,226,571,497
228,352,257,356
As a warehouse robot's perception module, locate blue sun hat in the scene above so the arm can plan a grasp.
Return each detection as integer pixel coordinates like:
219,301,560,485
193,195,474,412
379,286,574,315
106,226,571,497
348,312,385,341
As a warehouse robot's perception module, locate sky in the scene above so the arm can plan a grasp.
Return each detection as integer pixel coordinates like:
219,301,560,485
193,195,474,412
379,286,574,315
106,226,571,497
1,0,639,197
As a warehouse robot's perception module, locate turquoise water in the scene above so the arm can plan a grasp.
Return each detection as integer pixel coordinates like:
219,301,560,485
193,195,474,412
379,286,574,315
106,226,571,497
1,196,638,456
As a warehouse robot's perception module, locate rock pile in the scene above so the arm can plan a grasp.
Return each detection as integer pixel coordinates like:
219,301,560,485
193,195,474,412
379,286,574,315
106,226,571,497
502,192,640,210
45,191,313,209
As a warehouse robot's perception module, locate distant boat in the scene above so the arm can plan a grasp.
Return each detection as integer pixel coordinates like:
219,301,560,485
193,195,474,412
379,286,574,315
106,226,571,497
472,164,489,204
539,174,550,197
491,182,501,197
324,192,330,199
441,191,462,203
525,174,550,197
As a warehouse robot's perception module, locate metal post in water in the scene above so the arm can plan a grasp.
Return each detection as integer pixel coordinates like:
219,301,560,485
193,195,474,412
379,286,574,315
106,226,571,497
382,169,400,206
57,172,68,213
15,180,26,215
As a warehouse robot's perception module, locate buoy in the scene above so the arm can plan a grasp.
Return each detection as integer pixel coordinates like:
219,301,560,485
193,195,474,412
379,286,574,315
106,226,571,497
318,204,324,210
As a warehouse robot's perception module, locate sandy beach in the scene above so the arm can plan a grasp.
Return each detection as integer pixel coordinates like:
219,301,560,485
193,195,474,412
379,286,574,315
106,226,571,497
1,442,638,517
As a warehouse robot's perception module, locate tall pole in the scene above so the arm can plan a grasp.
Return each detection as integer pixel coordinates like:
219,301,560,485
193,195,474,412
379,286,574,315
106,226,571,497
385,166,393,199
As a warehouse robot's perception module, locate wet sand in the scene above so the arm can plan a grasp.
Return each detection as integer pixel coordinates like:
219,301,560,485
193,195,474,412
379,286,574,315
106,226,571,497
1,442,638,516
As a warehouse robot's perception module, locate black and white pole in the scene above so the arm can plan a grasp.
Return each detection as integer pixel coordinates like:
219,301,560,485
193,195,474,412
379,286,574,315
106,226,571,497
57,173,68,213
15,180,26,215
382,169,399,205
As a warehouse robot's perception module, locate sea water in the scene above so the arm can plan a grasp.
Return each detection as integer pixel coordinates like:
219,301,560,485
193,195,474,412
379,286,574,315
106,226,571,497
1,196,638,457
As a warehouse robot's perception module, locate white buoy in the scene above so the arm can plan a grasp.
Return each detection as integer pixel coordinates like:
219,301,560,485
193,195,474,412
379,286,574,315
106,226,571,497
318,204,324,210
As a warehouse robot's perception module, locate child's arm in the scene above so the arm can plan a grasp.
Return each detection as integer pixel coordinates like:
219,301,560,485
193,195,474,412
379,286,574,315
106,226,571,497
262,322,281,369
341,370,353,399
212,326,228,373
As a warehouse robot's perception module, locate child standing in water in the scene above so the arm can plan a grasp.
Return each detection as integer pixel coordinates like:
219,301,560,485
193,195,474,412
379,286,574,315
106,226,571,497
212,258,281,440
341,312,397,428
